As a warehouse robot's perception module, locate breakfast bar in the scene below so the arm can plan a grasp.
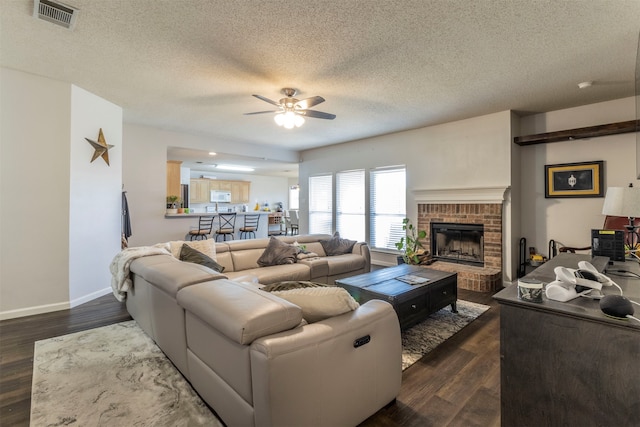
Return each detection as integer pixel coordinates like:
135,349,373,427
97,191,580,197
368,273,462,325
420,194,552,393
164,211,280,240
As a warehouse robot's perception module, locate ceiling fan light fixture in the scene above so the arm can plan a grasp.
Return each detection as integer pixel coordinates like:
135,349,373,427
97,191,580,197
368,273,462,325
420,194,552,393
275,111,304,129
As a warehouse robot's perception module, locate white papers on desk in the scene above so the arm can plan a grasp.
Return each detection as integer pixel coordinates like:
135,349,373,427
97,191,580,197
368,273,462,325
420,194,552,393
396,274,429,285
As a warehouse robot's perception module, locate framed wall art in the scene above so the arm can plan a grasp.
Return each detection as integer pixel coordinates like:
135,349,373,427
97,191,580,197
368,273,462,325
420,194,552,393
544,160,604,198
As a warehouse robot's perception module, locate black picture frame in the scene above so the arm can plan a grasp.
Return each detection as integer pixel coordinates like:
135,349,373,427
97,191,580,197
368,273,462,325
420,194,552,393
544,161,604,198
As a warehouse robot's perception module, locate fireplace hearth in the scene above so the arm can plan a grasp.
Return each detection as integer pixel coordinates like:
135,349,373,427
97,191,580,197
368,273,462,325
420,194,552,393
431,222,484,267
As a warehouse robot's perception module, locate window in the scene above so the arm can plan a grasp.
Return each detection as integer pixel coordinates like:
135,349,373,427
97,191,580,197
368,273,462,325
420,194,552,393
336,170,365,241
309,175,333,234
289,185,299,210
370,167,406,250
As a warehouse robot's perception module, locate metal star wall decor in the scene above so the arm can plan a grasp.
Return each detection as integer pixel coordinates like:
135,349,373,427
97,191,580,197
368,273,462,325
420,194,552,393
85,128,114,166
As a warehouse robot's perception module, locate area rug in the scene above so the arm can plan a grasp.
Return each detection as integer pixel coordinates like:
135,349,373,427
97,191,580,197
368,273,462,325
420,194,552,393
31,300,488,425
30,321,223,427
401,299,489,370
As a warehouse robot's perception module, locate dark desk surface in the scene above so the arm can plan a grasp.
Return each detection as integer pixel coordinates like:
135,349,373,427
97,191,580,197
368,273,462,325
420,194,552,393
494,253,640,331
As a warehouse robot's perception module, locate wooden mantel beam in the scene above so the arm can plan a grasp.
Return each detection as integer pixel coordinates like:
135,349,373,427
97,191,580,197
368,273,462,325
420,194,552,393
514,119,640,146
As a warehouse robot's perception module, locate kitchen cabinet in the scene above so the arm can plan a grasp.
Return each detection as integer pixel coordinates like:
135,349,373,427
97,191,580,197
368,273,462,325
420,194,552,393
189,179,210,204
166,161,182,199
231,181,250,204
209,181,232,191
190,179,251,204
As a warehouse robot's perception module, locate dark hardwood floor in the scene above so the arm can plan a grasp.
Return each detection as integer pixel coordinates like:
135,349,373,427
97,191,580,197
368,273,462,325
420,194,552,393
0,289,500,427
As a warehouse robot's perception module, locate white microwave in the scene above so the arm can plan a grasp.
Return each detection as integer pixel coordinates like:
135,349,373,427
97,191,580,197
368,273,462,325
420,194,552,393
210,190,231,203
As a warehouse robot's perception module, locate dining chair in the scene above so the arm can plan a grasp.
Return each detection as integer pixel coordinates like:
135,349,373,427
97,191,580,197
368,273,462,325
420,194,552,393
239,214,260,239
214,213,237,241
187,216,214,240
289,210,299,235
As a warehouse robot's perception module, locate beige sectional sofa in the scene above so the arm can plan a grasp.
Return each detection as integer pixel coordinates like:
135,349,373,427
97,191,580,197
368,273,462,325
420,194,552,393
123,234,401,427
216,233,371,285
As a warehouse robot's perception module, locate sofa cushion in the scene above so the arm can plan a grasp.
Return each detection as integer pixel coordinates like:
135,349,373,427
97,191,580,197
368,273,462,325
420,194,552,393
225,264,312,285
320,232,356,256
177,280,303,345
257,237,298,266
180,244,225,273
167,239,216,260
130,255,225,298
263,281,360,323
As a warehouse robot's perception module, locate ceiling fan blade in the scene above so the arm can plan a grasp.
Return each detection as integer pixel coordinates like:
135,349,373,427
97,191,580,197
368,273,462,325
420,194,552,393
295,96,325,109
252,94,281,107
299,109,336,120
244,110,280,115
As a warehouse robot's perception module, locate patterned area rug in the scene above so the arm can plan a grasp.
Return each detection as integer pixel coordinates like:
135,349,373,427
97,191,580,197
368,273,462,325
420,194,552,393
30,321,223,427
30,300,488,425
401,300,490,370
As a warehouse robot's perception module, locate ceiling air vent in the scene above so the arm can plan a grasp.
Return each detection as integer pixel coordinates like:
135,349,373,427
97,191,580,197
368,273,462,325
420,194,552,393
33,0,79,30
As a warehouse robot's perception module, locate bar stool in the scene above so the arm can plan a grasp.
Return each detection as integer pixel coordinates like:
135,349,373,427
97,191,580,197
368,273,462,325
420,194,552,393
239,214,260,239
214,213,236,241
187,216,214,240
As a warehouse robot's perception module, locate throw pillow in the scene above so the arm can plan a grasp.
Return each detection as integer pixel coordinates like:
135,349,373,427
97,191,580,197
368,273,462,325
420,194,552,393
320,232,356,256
257,237,298,266
179,244,225,273
264,282,359,323
261,280,326,292
167,239,216,260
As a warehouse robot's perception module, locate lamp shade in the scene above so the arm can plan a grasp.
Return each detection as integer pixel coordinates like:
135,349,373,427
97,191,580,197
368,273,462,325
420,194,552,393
602,186,640,218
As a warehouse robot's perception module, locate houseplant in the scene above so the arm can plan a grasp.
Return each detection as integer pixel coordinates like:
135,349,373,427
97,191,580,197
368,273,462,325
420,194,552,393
395,218,429,264
166,195,179,214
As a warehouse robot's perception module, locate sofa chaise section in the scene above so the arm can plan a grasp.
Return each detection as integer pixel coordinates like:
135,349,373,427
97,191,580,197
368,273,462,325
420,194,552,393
177,280,402,427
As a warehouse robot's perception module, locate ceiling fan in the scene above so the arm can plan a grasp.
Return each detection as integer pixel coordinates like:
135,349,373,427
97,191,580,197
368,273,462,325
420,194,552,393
244,88,336,129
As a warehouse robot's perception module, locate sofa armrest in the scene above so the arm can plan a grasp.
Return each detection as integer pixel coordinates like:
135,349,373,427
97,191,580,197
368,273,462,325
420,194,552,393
250,300,401,426
352,242,371,272
297,257,329,281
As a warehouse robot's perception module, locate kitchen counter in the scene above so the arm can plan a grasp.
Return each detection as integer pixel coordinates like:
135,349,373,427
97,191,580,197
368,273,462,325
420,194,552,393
164,211,284,240
165,211,275,218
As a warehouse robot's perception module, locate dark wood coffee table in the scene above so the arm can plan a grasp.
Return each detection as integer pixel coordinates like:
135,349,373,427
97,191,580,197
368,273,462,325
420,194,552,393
336,264,457,330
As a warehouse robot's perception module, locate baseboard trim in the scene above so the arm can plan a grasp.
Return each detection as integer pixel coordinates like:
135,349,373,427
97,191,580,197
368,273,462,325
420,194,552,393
0,301,70,320
0,287,112,320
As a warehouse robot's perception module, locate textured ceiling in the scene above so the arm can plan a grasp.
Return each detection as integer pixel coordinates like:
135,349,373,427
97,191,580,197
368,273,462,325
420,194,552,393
2,0,640,172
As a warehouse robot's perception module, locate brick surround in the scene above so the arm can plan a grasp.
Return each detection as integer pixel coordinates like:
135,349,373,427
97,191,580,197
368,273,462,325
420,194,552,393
418,203,503,292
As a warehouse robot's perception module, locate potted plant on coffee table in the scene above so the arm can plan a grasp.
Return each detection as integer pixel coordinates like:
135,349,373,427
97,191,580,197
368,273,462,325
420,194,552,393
395,218,428,265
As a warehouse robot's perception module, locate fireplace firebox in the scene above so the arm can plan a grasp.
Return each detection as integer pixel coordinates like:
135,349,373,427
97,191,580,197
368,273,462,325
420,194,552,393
431,222,484,267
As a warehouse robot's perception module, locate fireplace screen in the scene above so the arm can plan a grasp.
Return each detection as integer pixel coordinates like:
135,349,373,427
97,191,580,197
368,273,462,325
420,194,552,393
431,222,484,266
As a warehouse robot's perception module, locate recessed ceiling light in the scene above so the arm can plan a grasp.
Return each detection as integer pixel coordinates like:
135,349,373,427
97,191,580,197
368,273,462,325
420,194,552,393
209,152,217,156
577,81,593,89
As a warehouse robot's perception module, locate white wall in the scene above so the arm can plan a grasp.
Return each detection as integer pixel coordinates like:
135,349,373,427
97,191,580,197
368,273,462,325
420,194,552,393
1,68,71,317
298,111,515,277
123,123,299,246
0,68,122,319
69,86,122,306
519,97,638,257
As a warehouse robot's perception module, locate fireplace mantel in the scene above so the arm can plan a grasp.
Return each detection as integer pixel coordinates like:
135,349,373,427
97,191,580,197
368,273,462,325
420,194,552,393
413,186,509,204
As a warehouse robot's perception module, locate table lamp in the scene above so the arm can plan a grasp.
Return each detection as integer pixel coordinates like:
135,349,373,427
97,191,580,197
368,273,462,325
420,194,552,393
601,183,640,255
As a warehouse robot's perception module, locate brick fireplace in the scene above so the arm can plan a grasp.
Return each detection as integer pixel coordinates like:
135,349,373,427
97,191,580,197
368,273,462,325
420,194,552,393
414,187,507,292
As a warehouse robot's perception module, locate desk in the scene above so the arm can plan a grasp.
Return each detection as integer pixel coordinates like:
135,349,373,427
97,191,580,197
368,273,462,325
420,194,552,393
493,254,640,426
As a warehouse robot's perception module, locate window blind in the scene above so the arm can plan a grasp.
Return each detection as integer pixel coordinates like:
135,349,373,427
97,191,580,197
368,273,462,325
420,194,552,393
309,174,333,235
370,167,406,250
336,169,365,241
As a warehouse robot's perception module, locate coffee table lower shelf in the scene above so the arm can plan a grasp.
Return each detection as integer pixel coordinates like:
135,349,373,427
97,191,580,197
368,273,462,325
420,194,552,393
336,264,458,330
